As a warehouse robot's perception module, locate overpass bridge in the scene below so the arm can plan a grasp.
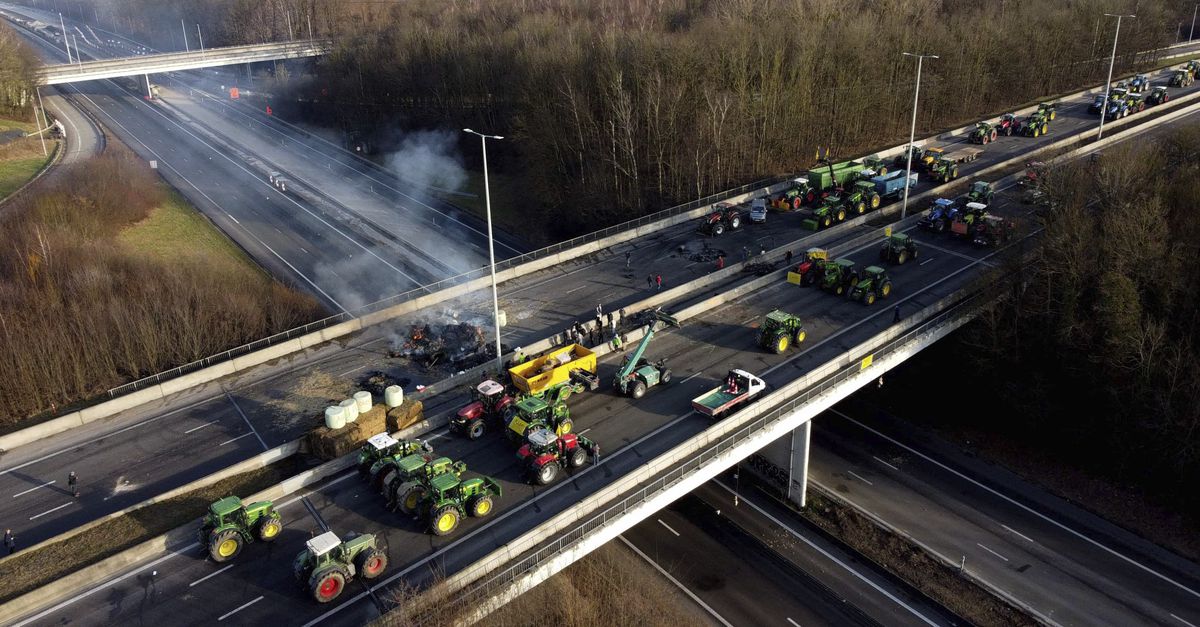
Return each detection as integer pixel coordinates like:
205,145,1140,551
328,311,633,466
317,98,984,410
5,49,1200,627
34,40,332,85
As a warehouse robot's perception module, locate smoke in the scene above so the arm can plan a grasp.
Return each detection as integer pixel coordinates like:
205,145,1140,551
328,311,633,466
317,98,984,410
383,130,468,195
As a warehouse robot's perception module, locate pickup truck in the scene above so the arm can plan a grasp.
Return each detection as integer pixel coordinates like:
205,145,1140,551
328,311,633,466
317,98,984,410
691,369,767,418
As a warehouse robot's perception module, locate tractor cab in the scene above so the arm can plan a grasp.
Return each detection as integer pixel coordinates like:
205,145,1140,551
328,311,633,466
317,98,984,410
963,201,988,217
967,181,994,205
774,177,815,209
1187,59,1200,77
1148,86,1170,105
1128,74,1149,93
458,380,509,418
206,496,247,527
796,247,827,273
1109,87,1128,102
517,428,565,459
920,146,945,169
358,433,401,470
305,531,344,562
699,203,741,236
506,396,571,441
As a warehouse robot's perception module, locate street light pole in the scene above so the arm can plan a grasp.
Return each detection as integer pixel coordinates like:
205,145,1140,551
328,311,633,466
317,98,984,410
1098,13,1135,141
58,13,70,62
900,52,937,220
181,19,189,52
1191,4,1198,42
463,128,505,371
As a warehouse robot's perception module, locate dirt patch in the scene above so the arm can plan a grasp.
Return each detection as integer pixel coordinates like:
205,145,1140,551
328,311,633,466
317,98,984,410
259,370,354,432
0,458,300,605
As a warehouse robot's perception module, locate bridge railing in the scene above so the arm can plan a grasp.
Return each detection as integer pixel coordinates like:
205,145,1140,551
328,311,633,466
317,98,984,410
104,176,781,398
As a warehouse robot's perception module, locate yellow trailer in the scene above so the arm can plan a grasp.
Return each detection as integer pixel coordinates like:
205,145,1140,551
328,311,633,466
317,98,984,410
508,344,599,402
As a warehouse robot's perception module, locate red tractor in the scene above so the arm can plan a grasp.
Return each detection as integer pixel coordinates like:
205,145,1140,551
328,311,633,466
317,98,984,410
994,113,1019,137
516,428,598,485
788,247,829,286
698,203,742,236
450,379,516,440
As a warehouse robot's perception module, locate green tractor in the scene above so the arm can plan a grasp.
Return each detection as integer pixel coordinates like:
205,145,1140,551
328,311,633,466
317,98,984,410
1170,68,1194,88
198,496,283,563
358,433,434,487
926,156,959,183
505,396,573,444
1020,111,1050,137
757,309,807,354
1186,60,1200,79
848,266,894,305
421,473,503,536
293,531,387,603
844,180,882,215
821,258,860,296
386,455,468,515
613,309,679,399
966,180,994,205
879,233,919,265
811,194,847,228
1037,102,1058,121
969,121,999,145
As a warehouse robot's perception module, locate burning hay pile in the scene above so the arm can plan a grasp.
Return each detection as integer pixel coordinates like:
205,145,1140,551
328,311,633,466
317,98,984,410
386,320,494,370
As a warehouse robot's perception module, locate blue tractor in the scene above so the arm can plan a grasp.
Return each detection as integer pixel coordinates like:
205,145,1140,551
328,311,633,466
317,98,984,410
918,198,959,233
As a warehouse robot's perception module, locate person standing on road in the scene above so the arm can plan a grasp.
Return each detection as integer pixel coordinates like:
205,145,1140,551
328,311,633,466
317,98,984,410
647,274,654,290
785,250,793,266
4,529,14,555
656,274,663,290
625,251,632,268
892,304,901,324
68,471,78,498
596,303,604,318
717,255,725,270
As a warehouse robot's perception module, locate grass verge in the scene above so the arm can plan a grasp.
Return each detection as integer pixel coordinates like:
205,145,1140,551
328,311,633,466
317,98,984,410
117,188,265,277
0,113,55,199
0,457,300,605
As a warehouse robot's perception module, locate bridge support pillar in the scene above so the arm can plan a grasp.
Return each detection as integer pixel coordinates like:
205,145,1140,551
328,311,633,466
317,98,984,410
144,73,152,100
746,419,811,508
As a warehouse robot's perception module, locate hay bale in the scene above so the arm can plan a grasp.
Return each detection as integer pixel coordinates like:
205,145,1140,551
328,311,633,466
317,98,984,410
356,405,387,436
387,399,425,432
309,421,369,460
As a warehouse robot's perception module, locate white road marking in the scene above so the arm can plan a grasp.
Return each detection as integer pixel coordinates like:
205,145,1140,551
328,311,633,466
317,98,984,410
1002,524,1034,543
578,428,591,435
218,433,254,446
740,316,758,325
619,536,733,627
1171,613,1199,627
225,213,240,225
681,371,704,384
565,286,587,294
29,502,73,520
337,365,367,377
714,481,940,626
833,410,1200,601
217,595,264,621
184,420,218,434
847,470,873,486
872,456,899,471
976,542,1010,562
225,392,269,451
919,257,935,266
189,564,234,587
12,480,55,498
787,618,802,627
657,518,681,537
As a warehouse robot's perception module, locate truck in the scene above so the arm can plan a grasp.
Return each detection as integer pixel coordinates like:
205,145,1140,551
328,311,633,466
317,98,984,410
699,202,742,236
786,247,829,286
516,428,598,485
612,309,680,399
691,369,767,418
508,343,599,404
871,170,917,201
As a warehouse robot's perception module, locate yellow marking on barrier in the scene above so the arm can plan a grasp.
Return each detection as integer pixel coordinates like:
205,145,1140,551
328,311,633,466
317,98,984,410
861,354,874,370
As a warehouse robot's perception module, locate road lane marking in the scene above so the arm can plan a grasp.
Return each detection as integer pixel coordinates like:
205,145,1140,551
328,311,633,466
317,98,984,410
337,365,367,377
657,519,680,536
681,371,703,384
578,428,592,435
565,286,587,294
847,470,873,486
29,502,72,520
975,543,1010,562
184,420,218,434
1002,524,1034,543
872,456,899,471
218,433,254,446
189,564,233,587
833,410,1200,601
919,257,935,266
12,480,55,498
1172,613,1198,627
619,536,733,627
225,392,269,451
217,596,264,621
787,619,801,627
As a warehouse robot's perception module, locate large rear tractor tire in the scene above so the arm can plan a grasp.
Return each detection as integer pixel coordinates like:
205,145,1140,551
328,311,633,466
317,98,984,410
209,529,243,563
356,549,389,580
989,129,998,142
467,419,486,440
556,417,574,435
311,568,347,603
431,506,461,536
881,281,893,298
398,482,426,516
568,447,587,469
773,333,789,354
256,515,283,542
729,216,741,230
631,380,647,399
536,461,559,486
469,494,496,517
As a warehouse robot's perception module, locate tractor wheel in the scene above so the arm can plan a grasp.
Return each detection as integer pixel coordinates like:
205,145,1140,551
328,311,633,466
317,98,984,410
855,201,866,215
1137,103,1144,112
557,385,573,402
821,215,832,228
934,220,946,233
836,208,847,222
806,190,816,204
878,166,888,176
990,129,998,142
209,529,243,563
793,196,803,210
794,329,807,344
535,461,560,486
729,216,741,230
356,460,372,477
467,419,486,440
631,380,647,399
370,464,393,491
661,369,673,384
835,284,845,296
881,281,893,298
379,468,401,497
256,515,283,542
356,549,389,580
712,223,725,236
568,447,588,469
864,292,876,306
398,482,427,515
556,417,574,435
1004,126,1012,136
773,333,789,354
911,247,920,260
431,506,461,536
1041,124,1048,135
897,250,908,265
311,568,348,603
870,194,881,209
1049,110,1056,121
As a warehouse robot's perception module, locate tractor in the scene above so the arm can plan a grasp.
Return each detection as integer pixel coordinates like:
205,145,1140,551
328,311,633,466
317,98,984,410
860,154,890,176
919,198,959,233
891,145,925,170
1104,88,1131,120
1170,69,1194,88
420,473,502,536
1037,102,1059,120
1186,59,1200,79
699,202,741,236
505,396,573,444
844,180,882,215
293,531,387,603
386,455,468,515
879,233,919,265
788,247,829,286
994,113,1020,136
517,428,598,485
1128,75,1150,94
848,266,894,306
966,181,995,205
811,194,847,228
1088,93,1108,115
613,309,679,399
821,259,860,296
757,309,807,354
949,202,989,238
1147,86,1170,106
773,177,822,209
927,157,959,183
198,496,283,563
357,433,433,484
972,215,1015,247
969,121,999,144
1020,111,1050,137
1127,92,1147,114
451,379,517,440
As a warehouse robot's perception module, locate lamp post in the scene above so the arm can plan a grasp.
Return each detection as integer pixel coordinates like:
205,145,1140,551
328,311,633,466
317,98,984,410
1191,4,1198,42
900,52,938,220
1098,14,1135,141
463,128,505,370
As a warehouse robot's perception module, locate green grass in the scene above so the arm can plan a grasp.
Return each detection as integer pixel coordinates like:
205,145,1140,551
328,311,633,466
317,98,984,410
0,115,38,134
117,189,264,278
0,113,55,200
0,155,49,198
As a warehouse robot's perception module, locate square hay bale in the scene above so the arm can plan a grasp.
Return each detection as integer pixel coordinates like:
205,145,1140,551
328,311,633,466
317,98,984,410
356,405,387,436
309,421,369,460
387,399,425,432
